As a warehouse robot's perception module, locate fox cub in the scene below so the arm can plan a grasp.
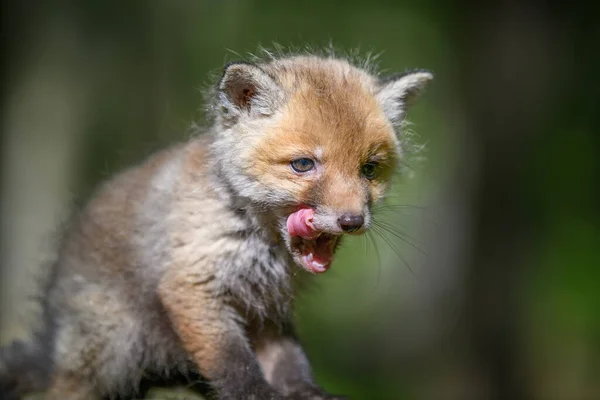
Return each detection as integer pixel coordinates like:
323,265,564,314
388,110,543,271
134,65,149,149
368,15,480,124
0,52,432,399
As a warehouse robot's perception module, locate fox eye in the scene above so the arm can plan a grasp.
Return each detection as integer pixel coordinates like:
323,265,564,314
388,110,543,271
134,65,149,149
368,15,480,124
361,162,379,180
291,158,315,173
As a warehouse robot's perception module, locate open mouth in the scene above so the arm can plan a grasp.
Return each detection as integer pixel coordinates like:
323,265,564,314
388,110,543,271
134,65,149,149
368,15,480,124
290,234,338,274
286,207,339,274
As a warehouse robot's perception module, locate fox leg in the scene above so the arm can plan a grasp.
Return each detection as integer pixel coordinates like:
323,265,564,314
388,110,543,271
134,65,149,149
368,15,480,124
44,372,101,400
43,331,104,400
158,270,285,400
253,324,347,400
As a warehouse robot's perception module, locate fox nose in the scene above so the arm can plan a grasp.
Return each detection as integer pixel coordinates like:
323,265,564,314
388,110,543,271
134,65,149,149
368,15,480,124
338,213,364,233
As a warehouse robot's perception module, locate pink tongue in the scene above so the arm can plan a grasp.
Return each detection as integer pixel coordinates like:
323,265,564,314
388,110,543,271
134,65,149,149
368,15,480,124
287,208,319,239
287,207,335,274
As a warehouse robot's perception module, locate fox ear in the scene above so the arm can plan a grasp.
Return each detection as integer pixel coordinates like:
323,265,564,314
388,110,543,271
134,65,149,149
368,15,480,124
217,62,283,123
376,70,433,123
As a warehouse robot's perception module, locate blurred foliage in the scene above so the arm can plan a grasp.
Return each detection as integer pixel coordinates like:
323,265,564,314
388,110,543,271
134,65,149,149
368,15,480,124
2,1,599,399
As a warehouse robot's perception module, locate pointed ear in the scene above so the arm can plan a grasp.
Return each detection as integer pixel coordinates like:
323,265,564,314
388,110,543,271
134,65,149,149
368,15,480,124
376,70,433,123
217,62,283,123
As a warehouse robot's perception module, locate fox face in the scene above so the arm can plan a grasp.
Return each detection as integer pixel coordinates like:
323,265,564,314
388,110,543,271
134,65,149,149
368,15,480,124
211,56,432,274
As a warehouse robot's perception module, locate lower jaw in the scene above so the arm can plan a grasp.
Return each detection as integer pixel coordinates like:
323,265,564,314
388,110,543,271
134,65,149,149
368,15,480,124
288,233,341,275
291,235,339,274
298,254,331,274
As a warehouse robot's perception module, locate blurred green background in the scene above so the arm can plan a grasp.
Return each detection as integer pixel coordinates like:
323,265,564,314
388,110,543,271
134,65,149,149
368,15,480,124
1,1,598,399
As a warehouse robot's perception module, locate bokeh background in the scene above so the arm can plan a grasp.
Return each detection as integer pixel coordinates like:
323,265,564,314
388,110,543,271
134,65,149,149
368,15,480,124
1,1,598,399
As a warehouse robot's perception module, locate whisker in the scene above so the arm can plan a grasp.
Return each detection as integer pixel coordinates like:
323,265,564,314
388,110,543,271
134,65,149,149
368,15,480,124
359,232,367,260
371,225,416,277
375,199,419,215
373,203,428,211
376,220,426,249
398,160,416,171
371,212,419,234
372,220,427,255
374,197,425,203
373,204,439,226
365,230,382,290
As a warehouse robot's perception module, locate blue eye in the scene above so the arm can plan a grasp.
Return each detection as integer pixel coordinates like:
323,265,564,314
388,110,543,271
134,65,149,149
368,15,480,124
291,158,315,173
361,162,379,179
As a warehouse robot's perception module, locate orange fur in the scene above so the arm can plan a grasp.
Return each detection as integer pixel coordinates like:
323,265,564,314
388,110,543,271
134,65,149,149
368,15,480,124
250,57,398,212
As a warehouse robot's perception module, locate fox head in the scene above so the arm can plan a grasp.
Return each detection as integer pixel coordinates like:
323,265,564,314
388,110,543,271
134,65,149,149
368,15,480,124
210,55,432,273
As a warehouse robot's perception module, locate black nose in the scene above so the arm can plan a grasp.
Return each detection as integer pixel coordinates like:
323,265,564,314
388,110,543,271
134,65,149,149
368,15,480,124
338,213,364,233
